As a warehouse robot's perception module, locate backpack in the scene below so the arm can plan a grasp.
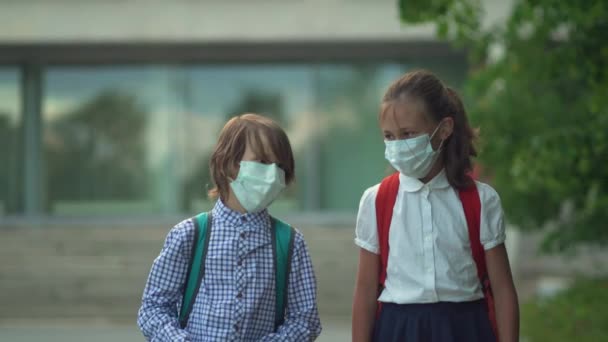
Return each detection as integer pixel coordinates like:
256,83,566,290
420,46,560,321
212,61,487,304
375,172,498,339
178,212,296,330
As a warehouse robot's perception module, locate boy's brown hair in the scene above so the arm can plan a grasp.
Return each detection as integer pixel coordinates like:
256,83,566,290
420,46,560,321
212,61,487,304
209,113,295,200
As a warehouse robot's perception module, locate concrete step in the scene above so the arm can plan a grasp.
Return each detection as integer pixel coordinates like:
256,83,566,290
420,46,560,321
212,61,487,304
0,224,356,322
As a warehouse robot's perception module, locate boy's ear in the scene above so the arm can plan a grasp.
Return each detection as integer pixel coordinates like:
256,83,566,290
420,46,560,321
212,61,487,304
227,161,240,181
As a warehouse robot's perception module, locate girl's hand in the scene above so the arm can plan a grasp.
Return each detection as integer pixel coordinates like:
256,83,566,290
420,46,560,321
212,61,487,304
486,244,520,342
352,248,380,342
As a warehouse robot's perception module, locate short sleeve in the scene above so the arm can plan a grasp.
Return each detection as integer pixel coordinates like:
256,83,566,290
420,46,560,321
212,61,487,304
354,185,380,254
478,182,506,250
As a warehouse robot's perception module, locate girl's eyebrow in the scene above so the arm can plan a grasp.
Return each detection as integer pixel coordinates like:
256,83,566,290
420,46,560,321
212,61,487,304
384,127,413,132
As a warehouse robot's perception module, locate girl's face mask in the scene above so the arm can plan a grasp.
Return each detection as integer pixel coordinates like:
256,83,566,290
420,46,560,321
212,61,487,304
384,121,444,179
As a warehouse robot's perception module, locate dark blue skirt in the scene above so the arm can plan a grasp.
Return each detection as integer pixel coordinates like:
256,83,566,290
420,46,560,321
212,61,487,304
373,300,496,342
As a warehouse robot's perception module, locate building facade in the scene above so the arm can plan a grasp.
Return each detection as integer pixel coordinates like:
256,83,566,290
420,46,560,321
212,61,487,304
0,0,478,224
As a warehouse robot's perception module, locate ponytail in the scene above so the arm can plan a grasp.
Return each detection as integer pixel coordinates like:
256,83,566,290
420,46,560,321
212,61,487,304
444,87,477,189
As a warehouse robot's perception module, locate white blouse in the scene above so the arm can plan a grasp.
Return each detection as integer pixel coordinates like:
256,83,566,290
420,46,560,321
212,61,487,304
355,170,506,304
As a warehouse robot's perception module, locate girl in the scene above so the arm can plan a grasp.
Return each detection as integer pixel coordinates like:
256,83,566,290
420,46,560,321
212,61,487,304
352,70,519,342
138,114,321,341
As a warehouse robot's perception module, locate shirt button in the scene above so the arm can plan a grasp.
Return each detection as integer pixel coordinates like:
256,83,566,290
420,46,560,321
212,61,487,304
240,216,247,222
237,260,243,266
237,292,243,299
234,324,239,332
240,232,246,239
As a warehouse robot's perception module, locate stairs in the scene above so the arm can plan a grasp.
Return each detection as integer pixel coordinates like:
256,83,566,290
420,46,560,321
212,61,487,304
0,223,357,324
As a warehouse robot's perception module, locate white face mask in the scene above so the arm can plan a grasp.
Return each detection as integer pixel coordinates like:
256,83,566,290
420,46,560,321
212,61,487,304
229,161,286,213
384,122,444,179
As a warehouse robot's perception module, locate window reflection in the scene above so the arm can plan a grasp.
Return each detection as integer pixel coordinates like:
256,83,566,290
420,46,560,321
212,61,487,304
43,67,176,215
39,63,451,216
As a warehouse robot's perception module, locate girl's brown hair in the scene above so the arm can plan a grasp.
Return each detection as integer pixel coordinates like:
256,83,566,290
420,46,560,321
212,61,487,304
382,70,477,189
209,113,295,200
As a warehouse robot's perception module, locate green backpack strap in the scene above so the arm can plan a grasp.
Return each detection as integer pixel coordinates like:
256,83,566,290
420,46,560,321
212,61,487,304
178,212,212,329
271,217,296,330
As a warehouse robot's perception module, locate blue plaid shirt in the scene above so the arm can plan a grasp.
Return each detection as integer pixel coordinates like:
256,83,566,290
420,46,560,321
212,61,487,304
137,200,322,341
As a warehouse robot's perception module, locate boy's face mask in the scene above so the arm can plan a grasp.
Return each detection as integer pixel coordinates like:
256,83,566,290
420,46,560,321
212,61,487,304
384,121,444,179
230,161,286,213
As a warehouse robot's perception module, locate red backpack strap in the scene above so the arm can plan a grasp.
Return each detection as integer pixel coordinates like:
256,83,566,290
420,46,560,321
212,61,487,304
375,172,400,288
459,182,499,340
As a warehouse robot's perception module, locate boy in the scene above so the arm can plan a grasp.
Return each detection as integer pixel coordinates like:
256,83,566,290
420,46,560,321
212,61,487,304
137,114,321,341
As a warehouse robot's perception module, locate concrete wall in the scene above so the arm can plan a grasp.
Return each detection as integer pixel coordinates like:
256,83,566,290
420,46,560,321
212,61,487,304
0,0,513,43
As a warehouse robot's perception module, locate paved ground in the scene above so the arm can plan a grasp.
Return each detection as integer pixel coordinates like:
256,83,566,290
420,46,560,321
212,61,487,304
0,321,351,341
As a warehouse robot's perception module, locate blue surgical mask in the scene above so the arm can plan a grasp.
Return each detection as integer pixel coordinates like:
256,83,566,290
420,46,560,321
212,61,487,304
384,122,444,179
230,161,286,213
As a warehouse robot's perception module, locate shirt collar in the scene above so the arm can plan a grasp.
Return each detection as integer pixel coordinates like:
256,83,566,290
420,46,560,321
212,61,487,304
212,199,270,226
398,169,450,192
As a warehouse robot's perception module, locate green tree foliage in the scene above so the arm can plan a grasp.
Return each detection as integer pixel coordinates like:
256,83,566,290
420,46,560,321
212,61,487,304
399,0,608,251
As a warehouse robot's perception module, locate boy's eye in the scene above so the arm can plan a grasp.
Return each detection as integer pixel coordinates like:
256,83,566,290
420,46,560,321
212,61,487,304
384,133,394,140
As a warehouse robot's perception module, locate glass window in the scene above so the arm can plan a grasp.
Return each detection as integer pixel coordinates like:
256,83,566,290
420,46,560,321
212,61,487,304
42,65,318,216
0,68,22,216
43,66,182,216
40,60,465,216
316,63,409,210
